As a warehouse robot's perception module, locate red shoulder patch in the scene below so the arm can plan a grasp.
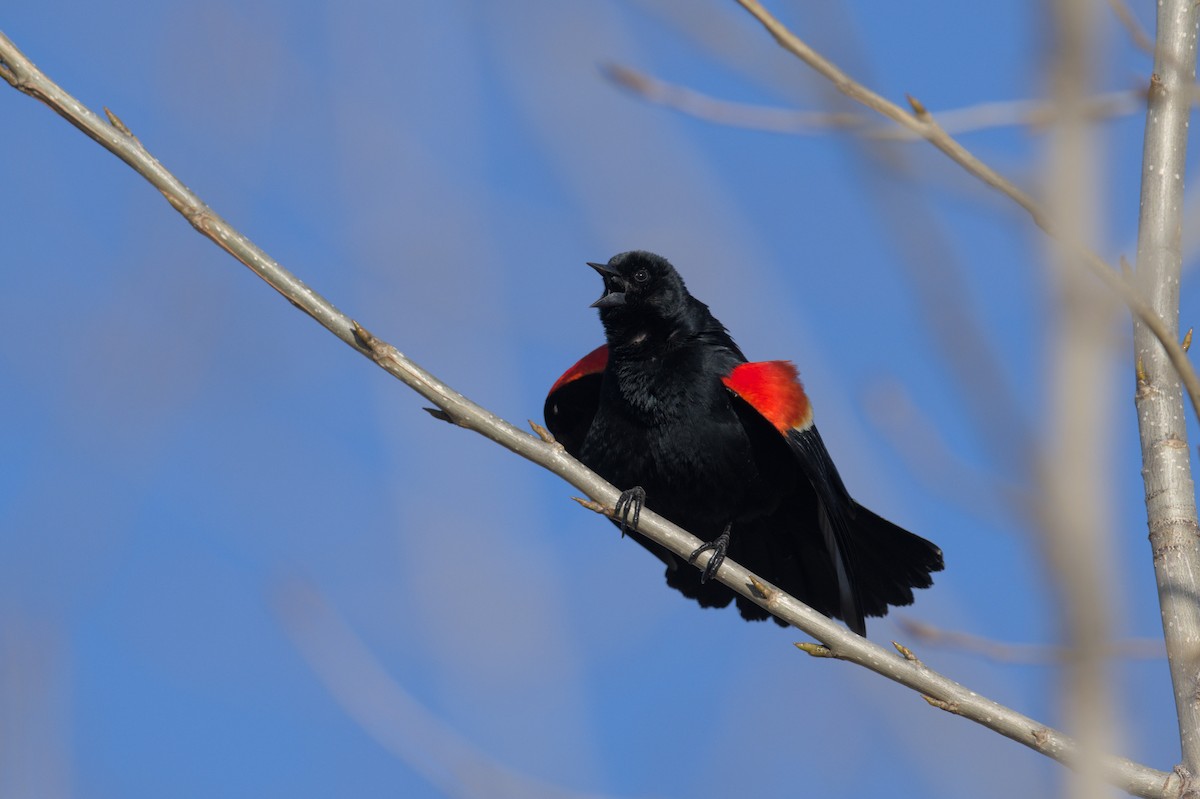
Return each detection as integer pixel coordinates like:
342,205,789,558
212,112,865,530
722,361,813,432
549,344,609,395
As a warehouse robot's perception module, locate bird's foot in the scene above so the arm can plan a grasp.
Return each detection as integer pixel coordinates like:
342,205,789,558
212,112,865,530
613,486,646,537
688,524,731,583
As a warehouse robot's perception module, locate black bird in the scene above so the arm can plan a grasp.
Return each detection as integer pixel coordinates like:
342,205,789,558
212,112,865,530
544,251,942,634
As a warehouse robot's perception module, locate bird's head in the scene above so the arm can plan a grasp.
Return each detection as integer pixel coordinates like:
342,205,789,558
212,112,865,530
587,251,692,344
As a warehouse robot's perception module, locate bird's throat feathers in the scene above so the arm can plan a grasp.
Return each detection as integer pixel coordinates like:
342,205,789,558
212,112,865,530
600,295,722,357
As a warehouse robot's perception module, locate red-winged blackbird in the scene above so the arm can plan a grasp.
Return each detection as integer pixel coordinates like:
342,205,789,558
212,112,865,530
544,251,942,634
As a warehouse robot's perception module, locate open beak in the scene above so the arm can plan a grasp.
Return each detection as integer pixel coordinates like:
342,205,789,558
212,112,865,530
588,261,627,308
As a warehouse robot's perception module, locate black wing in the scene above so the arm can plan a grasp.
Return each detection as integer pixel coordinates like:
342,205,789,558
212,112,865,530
544,345,608,455
728,388,943,635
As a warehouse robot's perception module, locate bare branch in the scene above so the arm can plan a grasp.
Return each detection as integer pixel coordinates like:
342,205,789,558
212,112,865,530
732,0,1200,429
1131,0,1200,779
0,28,1182,799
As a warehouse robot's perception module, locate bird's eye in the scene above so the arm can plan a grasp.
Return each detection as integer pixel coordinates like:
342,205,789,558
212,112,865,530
633,268,650,284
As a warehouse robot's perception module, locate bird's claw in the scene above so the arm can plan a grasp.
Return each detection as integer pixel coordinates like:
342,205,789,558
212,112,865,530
688,527,731,583
613,486,646,537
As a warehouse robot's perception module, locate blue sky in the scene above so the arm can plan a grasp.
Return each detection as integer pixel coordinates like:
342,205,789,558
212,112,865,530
0,2,1190,797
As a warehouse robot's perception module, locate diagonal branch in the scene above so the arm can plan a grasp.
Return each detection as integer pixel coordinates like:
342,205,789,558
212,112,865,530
0,29,1182,799
732,0,1200,428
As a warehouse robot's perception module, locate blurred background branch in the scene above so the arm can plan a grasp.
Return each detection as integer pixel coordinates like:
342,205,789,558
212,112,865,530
1041,7,1118,796
1108,0,1156,55
896,618,1165,665
604,63,1146,139
277,582,628,799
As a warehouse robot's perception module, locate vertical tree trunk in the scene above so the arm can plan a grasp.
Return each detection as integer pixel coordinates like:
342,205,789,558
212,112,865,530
1133,0,1200,779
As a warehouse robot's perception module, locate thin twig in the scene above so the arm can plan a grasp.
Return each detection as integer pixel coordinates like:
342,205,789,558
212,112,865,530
732,0,1200,430
897,618,1165,665
0,29,1181,799
605,63,1144,139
